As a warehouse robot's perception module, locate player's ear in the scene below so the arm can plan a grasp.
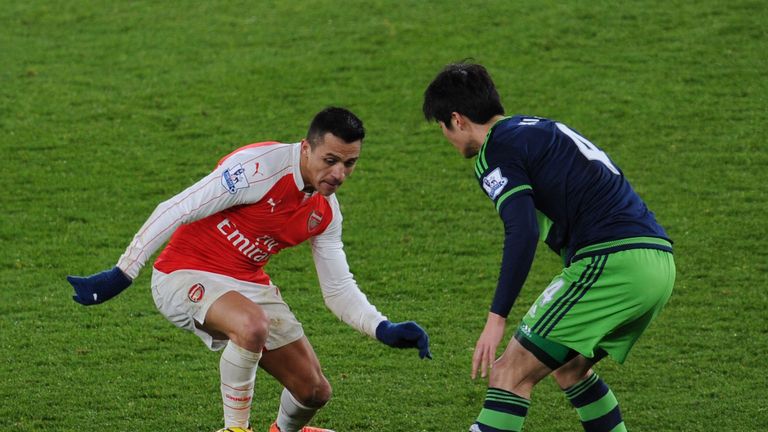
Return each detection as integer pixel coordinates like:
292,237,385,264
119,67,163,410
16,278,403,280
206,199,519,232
450,112,464,130
300,139,311,157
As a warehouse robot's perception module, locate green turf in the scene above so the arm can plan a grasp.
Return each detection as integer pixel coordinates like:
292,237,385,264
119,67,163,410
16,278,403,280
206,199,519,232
1,1,766,431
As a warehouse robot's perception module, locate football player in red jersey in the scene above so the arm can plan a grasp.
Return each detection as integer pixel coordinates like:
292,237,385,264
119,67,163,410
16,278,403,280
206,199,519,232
67,107,431,432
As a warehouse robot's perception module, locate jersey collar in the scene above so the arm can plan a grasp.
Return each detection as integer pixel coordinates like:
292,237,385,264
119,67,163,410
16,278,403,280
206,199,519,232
290,142,305,191
481,116,512,148
477,116,512,167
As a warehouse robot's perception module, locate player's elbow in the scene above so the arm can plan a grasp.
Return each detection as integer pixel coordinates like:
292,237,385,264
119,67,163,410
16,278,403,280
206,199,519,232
505,228,538,250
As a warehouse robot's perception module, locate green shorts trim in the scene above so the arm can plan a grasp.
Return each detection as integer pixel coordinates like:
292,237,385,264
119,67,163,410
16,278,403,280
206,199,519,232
518,247,675,367
570,236,672,264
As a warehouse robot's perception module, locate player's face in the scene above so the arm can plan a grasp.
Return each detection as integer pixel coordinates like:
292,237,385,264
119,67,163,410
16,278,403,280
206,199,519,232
300,133,361,196
440,121,477,158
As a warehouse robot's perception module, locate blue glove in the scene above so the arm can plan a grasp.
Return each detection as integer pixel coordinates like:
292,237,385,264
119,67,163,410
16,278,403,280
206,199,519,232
67,266,132,306
376,320,432,359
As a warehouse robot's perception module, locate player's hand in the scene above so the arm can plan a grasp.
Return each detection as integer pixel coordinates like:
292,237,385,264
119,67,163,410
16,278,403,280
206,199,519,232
471,312,506,379
376,320,432,359
67,266,132,306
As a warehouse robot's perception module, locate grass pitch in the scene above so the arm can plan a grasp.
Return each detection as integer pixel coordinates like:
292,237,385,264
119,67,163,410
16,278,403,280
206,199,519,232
1,1,766,431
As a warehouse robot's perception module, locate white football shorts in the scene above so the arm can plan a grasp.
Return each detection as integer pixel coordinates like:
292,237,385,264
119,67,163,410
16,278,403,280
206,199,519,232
151,268,304,351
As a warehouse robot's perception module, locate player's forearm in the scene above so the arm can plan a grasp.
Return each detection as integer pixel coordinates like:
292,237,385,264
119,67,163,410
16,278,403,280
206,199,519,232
311,198,387,337
491,198,539,317
311,242,386,337
322,279,387,338
491,236,537,315
116,198,186,279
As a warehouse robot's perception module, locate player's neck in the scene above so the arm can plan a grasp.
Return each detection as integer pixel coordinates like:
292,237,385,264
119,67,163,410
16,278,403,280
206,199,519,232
478,115,507,150
468,115,506,149
483,115,507,134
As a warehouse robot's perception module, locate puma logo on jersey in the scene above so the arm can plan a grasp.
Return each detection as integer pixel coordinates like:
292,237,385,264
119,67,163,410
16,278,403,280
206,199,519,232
267,198,281,213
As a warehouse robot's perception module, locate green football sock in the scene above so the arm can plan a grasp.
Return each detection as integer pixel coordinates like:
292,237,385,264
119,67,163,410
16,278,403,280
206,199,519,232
475,387,530,431
564,374,626,432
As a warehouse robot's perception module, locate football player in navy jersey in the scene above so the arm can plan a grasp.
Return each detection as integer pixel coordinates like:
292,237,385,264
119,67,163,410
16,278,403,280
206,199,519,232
423,63,675,432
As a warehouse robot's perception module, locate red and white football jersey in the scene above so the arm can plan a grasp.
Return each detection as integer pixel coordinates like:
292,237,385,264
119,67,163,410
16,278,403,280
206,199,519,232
116,142,385,337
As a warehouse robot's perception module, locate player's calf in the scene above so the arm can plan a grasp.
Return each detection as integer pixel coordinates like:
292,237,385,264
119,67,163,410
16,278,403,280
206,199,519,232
275,387,332,432
293,377,332,408
563,373,626,432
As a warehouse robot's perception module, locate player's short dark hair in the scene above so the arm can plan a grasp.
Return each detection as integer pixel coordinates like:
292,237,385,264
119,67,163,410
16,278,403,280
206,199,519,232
307,107,365,148
422,62,505,129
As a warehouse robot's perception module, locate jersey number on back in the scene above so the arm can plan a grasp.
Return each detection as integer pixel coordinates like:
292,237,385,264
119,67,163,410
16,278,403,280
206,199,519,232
556,123,620,175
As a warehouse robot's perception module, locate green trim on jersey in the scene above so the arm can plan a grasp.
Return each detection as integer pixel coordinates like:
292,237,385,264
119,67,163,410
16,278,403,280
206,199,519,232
477,149,488,172
536,211,553,242
476,116,512,172
495,184,532,212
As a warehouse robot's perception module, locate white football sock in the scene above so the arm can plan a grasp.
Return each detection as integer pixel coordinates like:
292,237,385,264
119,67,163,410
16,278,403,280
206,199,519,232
276,388,319,432
220,341,261,428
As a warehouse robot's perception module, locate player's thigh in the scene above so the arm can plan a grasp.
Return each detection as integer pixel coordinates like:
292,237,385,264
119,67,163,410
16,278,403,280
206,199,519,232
491,337,553,395
202,290,269,345
259,336,331,405
152,269,304,351
551,354,596,389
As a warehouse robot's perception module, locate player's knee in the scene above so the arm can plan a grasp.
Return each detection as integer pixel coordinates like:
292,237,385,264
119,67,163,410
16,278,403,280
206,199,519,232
295,376,332,408
552,365,591,390
490,353,542,394
236,313,270,351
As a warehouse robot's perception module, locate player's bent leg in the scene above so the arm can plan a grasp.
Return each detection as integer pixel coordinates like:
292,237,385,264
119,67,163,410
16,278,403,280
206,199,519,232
202,291,271,429
473,337,552,432
489,336,553,397
550,353,596,389
202,290,270,352
561,373,626,432
260,337,333,432
260,336,331,407
552,353,626,432
218,341,262,428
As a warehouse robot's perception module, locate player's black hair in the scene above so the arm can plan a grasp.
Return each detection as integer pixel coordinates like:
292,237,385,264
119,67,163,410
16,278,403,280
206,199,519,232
422,62,505,129
307,107,365,148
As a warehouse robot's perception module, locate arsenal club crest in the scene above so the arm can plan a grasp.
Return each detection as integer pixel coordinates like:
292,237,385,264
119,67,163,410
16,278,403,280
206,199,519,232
307,210,323,232
187,283,205,303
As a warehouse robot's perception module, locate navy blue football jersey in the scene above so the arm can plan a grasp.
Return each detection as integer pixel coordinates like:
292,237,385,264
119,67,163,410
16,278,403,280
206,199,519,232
476,115,671,263
476,116,672,316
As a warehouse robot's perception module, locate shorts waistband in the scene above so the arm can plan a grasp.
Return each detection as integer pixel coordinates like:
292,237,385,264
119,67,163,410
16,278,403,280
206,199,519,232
570,236,673,264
